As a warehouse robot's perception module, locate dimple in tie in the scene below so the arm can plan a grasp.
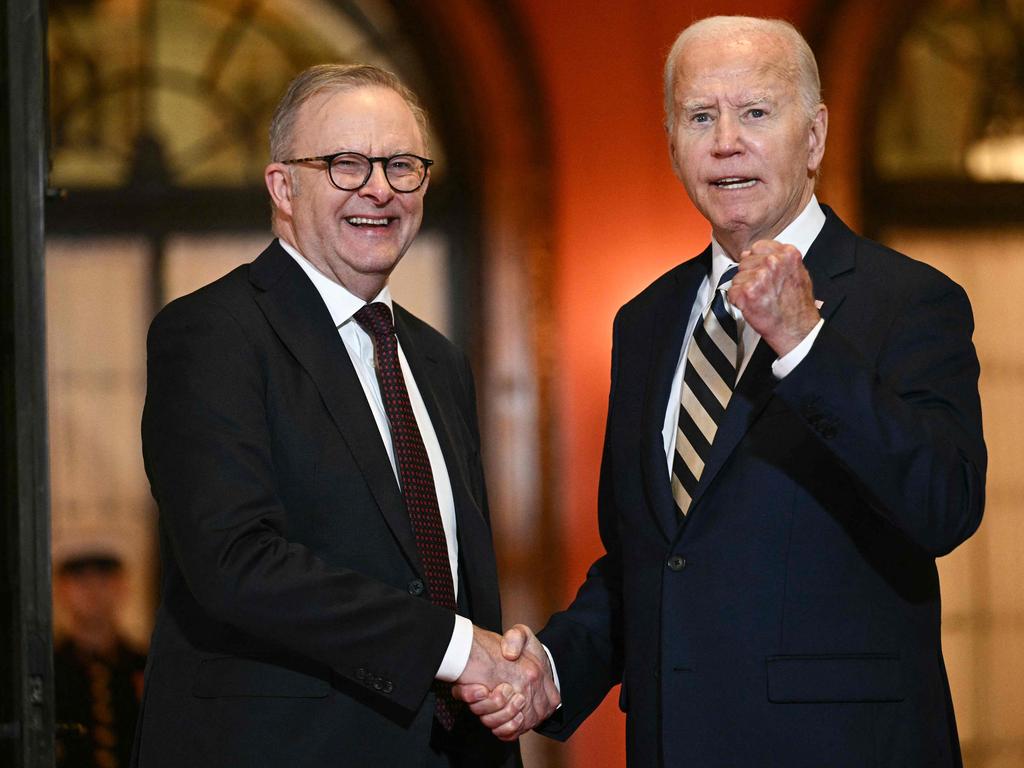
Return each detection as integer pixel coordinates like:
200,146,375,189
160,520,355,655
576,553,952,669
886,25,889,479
672,266,741,517
353,302,459,730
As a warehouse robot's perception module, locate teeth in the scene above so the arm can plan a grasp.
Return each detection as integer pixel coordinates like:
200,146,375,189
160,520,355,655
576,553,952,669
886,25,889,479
714,178,757,189
347,217,390,226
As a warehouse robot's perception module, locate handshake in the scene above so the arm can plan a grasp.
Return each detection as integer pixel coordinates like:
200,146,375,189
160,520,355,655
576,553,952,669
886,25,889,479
451,624,560,741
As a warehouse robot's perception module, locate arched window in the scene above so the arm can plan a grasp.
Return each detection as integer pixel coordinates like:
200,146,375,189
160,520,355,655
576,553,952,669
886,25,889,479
868,0,1024,226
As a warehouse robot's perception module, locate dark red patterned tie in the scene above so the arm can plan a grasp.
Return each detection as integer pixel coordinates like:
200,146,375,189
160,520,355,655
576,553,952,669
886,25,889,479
354,302,459,730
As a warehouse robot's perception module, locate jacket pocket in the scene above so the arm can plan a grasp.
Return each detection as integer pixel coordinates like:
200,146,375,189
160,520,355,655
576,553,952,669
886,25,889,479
766,653,903,703
192,655,331,698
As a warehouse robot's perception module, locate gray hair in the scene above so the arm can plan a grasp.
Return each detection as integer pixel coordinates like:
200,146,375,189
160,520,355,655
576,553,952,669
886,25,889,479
269,63,430,161
663,16,822,133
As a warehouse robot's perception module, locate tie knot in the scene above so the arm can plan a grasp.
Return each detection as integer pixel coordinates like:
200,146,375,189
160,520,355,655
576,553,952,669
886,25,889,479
354,302,395,338
717,264,739,289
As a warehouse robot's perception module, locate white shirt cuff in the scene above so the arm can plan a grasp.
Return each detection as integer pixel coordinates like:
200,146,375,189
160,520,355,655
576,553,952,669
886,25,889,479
771,318,824,379
542,643,562,694
435,614,474,681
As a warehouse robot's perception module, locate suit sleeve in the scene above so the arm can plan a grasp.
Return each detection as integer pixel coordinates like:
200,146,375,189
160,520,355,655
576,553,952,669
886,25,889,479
142,296,454,712
535,312,627,739
774,270,986,556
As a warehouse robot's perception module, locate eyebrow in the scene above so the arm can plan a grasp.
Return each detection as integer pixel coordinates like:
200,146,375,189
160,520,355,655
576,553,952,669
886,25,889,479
732,90,774,107
680,92,775,113
680,99,716,113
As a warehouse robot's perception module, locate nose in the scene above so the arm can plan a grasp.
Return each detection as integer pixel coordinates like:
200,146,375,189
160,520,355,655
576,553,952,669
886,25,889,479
712,113,743,157
358,159,395,202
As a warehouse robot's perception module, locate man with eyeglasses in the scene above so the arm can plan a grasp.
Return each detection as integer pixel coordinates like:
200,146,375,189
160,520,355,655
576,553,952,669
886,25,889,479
134,64,555,768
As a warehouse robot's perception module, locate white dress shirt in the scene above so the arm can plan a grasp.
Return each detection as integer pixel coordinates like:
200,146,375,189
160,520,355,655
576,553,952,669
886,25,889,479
661,197,827,475
280,239,473,681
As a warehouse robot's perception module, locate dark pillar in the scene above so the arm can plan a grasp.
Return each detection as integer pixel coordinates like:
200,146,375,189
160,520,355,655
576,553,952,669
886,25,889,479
1,2,54,767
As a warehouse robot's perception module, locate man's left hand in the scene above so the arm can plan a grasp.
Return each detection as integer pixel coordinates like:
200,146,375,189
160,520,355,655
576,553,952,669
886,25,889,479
729,240,820,357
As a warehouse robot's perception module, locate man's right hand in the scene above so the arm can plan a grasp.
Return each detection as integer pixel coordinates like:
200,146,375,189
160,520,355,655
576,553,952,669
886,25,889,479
451,625,559,740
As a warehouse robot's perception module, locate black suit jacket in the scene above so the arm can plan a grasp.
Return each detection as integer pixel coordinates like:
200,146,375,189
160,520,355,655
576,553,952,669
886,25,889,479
133,240,518,767
538,207,986,767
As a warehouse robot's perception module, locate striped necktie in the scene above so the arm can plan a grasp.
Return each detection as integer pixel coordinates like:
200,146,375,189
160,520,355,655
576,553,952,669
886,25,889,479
672,265,741,517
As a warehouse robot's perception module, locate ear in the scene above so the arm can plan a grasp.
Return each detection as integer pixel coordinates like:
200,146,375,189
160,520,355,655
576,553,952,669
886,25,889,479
807,104,828,173
265,162,295,218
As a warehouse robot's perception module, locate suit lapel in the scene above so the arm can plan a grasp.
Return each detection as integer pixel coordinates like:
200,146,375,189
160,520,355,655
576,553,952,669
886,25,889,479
248,243,425,577
803,206,853,323
686,208,853,516
394,307,499,626
640,252,711,541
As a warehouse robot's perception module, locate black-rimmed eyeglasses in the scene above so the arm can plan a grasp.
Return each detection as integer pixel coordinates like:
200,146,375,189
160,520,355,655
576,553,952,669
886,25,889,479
281,151,433,193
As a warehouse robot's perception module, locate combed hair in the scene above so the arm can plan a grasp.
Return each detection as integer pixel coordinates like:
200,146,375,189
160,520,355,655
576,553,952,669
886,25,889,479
662,16,822,133
269,63,430,161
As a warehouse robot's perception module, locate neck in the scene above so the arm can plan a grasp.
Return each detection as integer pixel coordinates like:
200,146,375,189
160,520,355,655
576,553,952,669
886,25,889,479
714,192,814,260
276,231,388,301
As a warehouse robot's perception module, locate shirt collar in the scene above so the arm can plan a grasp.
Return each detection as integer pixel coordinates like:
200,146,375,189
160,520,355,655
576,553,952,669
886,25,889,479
709,195,826,284
278,238,393,327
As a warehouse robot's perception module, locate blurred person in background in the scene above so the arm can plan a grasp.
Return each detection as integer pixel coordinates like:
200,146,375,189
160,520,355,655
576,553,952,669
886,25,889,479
53,540,146,768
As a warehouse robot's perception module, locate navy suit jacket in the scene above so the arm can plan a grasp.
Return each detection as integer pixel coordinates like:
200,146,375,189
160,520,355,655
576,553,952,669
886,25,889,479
538,208,985,767
134,241,518,767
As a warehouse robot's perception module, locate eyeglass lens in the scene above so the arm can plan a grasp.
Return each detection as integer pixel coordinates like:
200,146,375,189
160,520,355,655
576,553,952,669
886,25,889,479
329,153,427,192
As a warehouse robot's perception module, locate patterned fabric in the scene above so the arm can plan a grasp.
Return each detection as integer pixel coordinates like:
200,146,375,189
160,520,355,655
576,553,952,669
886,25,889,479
353,302,459,730
672,265,741,517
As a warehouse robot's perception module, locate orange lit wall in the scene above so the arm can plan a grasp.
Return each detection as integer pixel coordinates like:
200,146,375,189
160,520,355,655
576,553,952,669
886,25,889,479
509,2,814,765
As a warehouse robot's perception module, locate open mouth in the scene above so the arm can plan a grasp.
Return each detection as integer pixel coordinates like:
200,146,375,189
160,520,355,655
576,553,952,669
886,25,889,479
712,178,757,190
345,216,394,227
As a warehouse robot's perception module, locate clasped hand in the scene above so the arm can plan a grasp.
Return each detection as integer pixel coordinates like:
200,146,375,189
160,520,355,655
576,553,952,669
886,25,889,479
452,624,559,741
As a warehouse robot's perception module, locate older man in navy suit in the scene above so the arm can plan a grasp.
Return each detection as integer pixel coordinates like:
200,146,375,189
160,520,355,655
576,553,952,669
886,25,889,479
463,16,985,767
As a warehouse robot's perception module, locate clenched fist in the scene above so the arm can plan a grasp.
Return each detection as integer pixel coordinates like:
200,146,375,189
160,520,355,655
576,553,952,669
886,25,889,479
728,240,820,357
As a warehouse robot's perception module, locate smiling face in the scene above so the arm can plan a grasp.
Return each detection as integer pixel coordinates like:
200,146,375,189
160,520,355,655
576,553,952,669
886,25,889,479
265,85,428,299
668,29,826,259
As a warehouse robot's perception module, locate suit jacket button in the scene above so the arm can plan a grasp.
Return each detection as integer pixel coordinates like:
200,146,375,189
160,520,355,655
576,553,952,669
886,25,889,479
667,555,686,571
383,681,394,694
408,579,425,596
356,668,366,680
